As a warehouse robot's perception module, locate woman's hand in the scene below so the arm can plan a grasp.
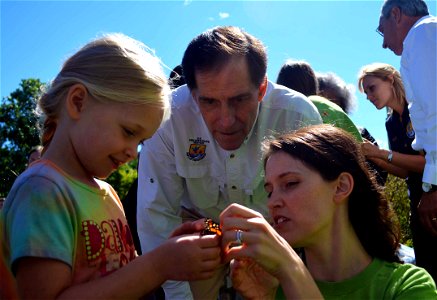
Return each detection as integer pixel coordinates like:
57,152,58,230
220,204,297,281
220,203,323,299
361,139,383,159
230,258,278,300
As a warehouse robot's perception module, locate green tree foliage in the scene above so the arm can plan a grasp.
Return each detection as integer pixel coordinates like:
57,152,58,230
106,159,138,200
384,174,413,246
0,79,43,197
0,78,137,199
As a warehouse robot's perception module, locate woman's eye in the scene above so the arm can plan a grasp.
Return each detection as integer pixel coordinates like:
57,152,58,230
267,192,272,198
285,181,297,188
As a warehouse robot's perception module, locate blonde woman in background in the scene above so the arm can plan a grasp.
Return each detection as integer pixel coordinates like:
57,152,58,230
358,62,436,281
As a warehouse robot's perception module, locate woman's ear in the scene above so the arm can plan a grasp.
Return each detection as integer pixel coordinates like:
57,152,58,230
387,74,394,84
66,84,88,119
334,172,354,204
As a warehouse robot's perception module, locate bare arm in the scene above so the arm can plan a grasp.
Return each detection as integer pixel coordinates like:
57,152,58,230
361,140,425,177
16,232,221,299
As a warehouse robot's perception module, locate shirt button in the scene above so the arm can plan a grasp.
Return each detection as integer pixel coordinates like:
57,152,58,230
230,154,235,158
231,186,237,190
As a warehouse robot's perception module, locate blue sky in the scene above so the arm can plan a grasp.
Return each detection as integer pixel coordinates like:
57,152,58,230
2,0,436,148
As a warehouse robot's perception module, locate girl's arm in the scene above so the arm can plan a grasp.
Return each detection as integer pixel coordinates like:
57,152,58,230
16,233,221,300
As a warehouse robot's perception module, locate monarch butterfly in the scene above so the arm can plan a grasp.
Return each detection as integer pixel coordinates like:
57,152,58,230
201,218,222,236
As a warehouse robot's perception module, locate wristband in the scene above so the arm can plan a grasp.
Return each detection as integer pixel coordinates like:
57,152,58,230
387,150,393,162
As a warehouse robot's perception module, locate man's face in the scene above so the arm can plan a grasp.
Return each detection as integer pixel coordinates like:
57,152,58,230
378,10,405,56
191,56,266,151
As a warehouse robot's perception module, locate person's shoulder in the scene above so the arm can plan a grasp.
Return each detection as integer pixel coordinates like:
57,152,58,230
407,15,437,42
309,95,343,111
10,160,63,190
171,85,195,108
264,81,313,108
2,160,70,213
416,15,437,27
378,259,436,289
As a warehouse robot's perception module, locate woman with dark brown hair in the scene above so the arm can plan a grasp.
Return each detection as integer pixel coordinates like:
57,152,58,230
220,124,436,299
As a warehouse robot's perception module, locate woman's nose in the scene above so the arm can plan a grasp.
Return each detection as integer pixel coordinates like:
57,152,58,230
267,191,283,209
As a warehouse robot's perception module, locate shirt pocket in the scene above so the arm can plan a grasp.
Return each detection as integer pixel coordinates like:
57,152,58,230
176,164,220,210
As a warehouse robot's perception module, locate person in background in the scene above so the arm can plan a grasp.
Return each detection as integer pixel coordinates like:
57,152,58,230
377,1,437,276
0,33,221,299
168,64,186,89
317,72,357,115
317,71,388,186
137,26,322,299
220,124,437,299
358,62,434,276
276,60,362,142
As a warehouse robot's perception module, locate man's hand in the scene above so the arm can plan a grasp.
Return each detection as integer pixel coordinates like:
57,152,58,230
418,191,437,236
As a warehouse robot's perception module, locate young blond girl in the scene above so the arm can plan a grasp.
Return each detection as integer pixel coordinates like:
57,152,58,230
0,33,221,299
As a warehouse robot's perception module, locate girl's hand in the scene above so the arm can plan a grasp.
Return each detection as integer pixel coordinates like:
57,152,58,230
230,258,278,300
160,233,222,281
169,219,207,237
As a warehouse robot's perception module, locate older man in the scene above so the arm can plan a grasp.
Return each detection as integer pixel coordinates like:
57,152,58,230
377,0,437,281
137,26,321,299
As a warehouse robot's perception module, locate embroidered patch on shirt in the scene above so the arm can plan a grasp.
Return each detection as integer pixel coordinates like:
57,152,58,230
186,137,209,161
406,121,415,139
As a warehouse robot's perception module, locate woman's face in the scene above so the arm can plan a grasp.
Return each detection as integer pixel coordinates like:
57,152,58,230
362,75,394,110
264,151,339,248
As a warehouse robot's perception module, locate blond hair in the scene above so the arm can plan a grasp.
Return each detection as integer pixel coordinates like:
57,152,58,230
357,63,406,114
38,33,170,148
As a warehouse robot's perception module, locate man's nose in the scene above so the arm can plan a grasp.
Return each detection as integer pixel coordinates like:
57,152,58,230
219,104,236,128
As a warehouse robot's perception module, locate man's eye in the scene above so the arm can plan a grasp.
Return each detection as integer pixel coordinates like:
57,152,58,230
201,100,216,106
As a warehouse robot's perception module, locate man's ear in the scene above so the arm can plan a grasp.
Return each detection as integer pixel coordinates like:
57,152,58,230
334,172,354,204
66,84,88,119
391,6,402,25
257,77,268,102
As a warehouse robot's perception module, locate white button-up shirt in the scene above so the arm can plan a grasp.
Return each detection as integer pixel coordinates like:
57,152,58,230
401,15,437,185
137,81,322,298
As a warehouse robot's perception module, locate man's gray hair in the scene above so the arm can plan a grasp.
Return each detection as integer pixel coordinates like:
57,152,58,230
381,0,429,18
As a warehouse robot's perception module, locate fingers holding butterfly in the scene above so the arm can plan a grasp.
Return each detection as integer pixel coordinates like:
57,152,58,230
219,204,268,261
